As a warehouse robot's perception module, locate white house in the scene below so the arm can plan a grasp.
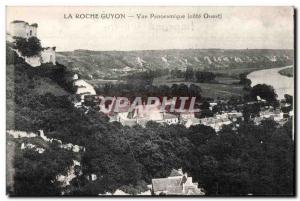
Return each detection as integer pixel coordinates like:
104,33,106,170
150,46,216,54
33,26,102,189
73,79,96,104
179,111,195,122
151,169,205,195
184,118,201,128
163,113,179,125
200,117,231,132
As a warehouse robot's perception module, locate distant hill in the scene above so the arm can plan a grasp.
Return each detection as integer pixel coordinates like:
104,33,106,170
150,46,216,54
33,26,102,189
56,49,294,79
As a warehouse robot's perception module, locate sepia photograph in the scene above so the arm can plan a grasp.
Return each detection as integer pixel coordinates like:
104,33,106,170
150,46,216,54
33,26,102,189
5,6,295,196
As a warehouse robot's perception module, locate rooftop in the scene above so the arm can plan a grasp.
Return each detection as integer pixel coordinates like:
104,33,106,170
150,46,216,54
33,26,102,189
151,169,204,195
11,20,38,27
31,23,38,27
163,113,178,120
169,169,184,177
11,20,28,24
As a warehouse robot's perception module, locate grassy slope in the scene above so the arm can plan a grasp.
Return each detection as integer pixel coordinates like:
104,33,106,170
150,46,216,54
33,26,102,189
6,64,69,129
6,45,70,144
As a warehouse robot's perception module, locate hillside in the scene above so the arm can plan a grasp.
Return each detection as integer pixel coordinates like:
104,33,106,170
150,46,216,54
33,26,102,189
6,47,81,195
6,45,294,196
6,47,70,130
56,49,294,79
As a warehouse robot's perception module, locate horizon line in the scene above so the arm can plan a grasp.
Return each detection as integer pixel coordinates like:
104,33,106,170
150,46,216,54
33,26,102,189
57,48,294,53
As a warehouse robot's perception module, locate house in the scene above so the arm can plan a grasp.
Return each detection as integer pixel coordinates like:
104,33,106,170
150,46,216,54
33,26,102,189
256,96,266,102
200,117,231,132
73,79,96,103
179,111,195,122
110,104,170,127
215,113,228,119
253,116,263,125
226,111,243,121
209,102,218,110
252,108,286,125
113,189,130,195
151,169,205,195
86,174,98,181
122,66,134,72
20,142,45,154
98,189,151,196
184,118,200,128
73,74,79,80
56,160,81,187
112,66,138,75
272,111,284,122
163,113,179,125
132,105,164,121
259,109,284,122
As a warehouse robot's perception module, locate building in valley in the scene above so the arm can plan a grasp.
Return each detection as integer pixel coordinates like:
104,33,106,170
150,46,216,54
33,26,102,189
151,169,205,195
73,79,97,107
199,116,231,132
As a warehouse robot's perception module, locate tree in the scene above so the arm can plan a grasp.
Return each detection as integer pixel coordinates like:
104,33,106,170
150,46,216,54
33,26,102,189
249,84,277,103
239,73,252,90
242,103,261,122
200,101,210,110
188,119,294,195
14,36,42,57
185,66,194,81
188,84,202,98
12,143,74,196
195,71,216,83
284,94,293,106
188,124,216,146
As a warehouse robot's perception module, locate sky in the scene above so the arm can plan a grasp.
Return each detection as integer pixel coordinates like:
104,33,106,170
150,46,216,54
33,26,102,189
6,6,294,51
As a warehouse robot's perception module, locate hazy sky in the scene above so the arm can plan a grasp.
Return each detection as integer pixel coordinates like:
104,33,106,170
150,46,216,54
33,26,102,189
6,6,294,51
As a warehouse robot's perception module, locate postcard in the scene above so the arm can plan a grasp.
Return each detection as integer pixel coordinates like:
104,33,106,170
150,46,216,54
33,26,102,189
6,6,295,196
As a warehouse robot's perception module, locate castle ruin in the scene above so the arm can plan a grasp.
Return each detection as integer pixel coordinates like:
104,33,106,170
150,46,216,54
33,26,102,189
7,20,56,67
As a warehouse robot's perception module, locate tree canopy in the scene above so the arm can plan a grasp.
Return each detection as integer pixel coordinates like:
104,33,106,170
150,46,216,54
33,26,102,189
249,84,278,103
14,36,42,57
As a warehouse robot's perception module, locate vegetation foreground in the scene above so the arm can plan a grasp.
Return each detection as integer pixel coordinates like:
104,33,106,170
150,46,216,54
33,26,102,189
6,46,294,196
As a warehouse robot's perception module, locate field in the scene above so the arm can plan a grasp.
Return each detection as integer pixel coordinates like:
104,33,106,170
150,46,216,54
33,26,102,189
86,64,293,99
153,74,244,99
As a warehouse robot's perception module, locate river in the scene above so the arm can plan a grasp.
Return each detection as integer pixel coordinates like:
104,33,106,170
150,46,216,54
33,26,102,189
247,65,294,100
